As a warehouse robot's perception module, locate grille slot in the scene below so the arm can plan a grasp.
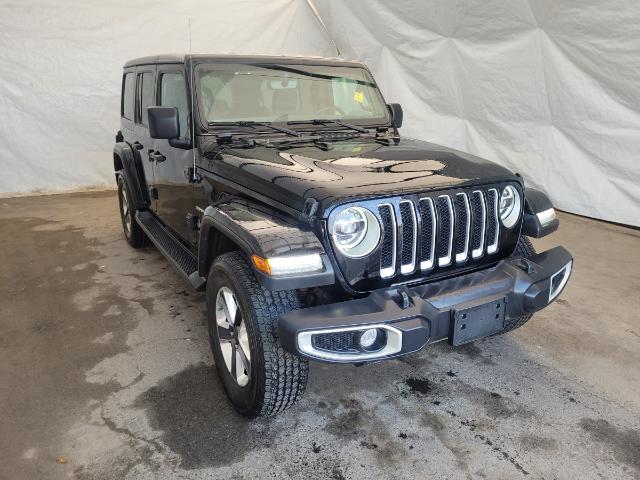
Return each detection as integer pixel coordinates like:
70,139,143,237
418,198,436,270
376,186,504,278
486,188,500,254
399,200,417,274
378,204,396,278
470,190,486,258
454,193,470,263
436,195,454,266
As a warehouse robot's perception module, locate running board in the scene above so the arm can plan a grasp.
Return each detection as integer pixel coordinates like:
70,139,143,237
135,211,206,291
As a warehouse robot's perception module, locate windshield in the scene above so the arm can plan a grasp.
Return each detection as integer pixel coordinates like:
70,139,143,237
196,63,389,126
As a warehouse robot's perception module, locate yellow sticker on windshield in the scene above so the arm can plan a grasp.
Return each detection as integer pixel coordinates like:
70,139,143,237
353,91,364,103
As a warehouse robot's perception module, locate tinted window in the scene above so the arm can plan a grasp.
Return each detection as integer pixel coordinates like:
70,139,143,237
137,72,154,126
196,64,388,124
121,72,135,120
159,72,188,139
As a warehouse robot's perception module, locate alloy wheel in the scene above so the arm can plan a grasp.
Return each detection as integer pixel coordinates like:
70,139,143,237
215,287,251,387
120,184,132,236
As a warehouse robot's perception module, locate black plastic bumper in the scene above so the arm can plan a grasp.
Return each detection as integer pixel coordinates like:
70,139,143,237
278,246,573,363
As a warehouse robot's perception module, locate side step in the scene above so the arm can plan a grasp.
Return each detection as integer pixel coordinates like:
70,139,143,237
135,211,206,291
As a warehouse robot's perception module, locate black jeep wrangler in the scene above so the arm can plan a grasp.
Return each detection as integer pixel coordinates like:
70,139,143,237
114,54,572,417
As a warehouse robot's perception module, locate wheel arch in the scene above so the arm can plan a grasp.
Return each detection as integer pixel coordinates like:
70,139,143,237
197,201,335,291
199,220,245,280
522,188,559,238
113,152,124,172
113,142,148,211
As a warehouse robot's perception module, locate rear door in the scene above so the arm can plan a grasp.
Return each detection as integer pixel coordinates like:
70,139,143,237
120,69,136,142
152,66,196,244
133,66,157,210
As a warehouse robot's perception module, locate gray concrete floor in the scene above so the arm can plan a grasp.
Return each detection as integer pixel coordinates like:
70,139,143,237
1,191,639,480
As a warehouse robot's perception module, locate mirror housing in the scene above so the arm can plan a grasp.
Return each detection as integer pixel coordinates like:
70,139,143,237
148,106,180,140
388,103,403,129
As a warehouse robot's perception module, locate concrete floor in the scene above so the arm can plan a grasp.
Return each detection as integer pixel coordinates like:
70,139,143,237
1,191,639,480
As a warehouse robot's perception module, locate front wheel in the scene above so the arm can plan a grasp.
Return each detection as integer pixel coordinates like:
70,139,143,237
206,251,308,417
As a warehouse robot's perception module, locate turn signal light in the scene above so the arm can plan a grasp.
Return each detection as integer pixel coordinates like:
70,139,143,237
251,253,323,276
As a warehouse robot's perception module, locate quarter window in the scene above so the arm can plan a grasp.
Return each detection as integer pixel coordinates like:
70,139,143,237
121,72,135,120
158,72,189,139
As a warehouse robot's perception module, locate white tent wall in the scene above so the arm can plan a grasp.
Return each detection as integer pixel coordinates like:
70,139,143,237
0,0,333,196
313,0,640,226
1,1,638,226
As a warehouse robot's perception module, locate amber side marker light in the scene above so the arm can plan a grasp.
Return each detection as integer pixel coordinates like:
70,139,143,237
252,254,272,275
251,253,323,276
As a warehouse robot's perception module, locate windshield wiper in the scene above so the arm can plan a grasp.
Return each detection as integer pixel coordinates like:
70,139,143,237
209,120,302,137
260,137,333,151
287,118,369,133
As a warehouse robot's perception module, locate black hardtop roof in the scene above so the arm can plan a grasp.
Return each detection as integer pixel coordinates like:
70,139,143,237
123,53,365,69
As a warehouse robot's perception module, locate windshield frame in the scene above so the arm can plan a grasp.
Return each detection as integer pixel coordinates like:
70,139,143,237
192,61,392,134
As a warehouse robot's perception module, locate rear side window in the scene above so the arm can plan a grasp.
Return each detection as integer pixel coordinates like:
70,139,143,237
158,72,188,139
136,72,154,126
121,72,135,120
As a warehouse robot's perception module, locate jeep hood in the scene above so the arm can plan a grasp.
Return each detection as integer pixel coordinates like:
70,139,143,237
199,137,518,217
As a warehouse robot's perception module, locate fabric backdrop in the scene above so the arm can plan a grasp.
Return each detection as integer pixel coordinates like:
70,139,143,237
0,0,333,194
314,0,640,226
1,0,639,226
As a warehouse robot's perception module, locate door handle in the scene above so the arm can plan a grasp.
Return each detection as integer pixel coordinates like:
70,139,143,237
132,141,144,150
148,150,166,163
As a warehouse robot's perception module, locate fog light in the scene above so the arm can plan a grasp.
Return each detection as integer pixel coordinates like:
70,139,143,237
359,329,378,348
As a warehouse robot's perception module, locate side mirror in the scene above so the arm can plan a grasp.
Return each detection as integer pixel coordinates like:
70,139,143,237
388,103,403,129
148,106,180,139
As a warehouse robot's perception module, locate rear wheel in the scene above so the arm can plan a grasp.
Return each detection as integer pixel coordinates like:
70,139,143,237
500,236,536,333
117,174,145,248
206,251,308,417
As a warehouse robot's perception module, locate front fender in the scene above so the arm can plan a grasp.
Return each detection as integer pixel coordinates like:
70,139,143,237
198,200,335,290
522,188,559,238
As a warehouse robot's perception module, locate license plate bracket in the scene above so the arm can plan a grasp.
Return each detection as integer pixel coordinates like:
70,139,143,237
450,298,506,346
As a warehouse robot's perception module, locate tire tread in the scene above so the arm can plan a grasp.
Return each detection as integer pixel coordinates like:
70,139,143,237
212,252,308,416
117,173,146,248
501,236,536,333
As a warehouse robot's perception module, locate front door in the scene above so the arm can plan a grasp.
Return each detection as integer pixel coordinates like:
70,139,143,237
152,67,196,244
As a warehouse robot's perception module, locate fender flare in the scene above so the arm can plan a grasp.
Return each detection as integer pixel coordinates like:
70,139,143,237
113,142,148,210
198,200,335,290
522,188,559,238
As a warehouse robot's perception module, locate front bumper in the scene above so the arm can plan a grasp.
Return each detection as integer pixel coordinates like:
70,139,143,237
279,246,573,363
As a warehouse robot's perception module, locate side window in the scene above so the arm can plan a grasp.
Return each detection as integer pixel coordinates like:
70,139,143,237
121,72,135,120
158,72,188,139
135,72,154,126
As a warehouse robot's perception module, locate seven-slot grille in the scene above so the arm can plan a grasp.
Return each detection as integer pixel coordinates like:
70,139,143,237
377,188,501,278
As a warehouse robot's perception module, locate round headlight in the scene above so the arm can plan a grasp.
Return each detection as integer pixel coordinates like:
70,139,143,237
499,185,521,228
332,206,381,258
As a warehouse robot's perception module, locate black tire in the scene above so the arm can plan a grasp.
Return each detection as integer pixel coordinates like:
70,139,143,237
117,173,145,248
206,251,308,417
500,236,537,333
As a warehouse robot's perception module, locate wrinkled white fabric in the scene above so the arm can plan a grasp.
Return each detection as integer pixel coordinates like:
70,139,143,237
1,0,638,226
314,0,640,226
0,0,334,195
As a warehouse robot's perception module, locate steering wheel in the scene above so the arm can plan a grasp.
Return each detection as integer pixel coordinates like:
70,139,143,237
313,105,346,118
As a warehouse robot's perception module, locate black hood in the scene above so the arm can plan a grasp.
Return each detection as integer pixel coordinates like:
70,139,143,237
198,136,519,217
